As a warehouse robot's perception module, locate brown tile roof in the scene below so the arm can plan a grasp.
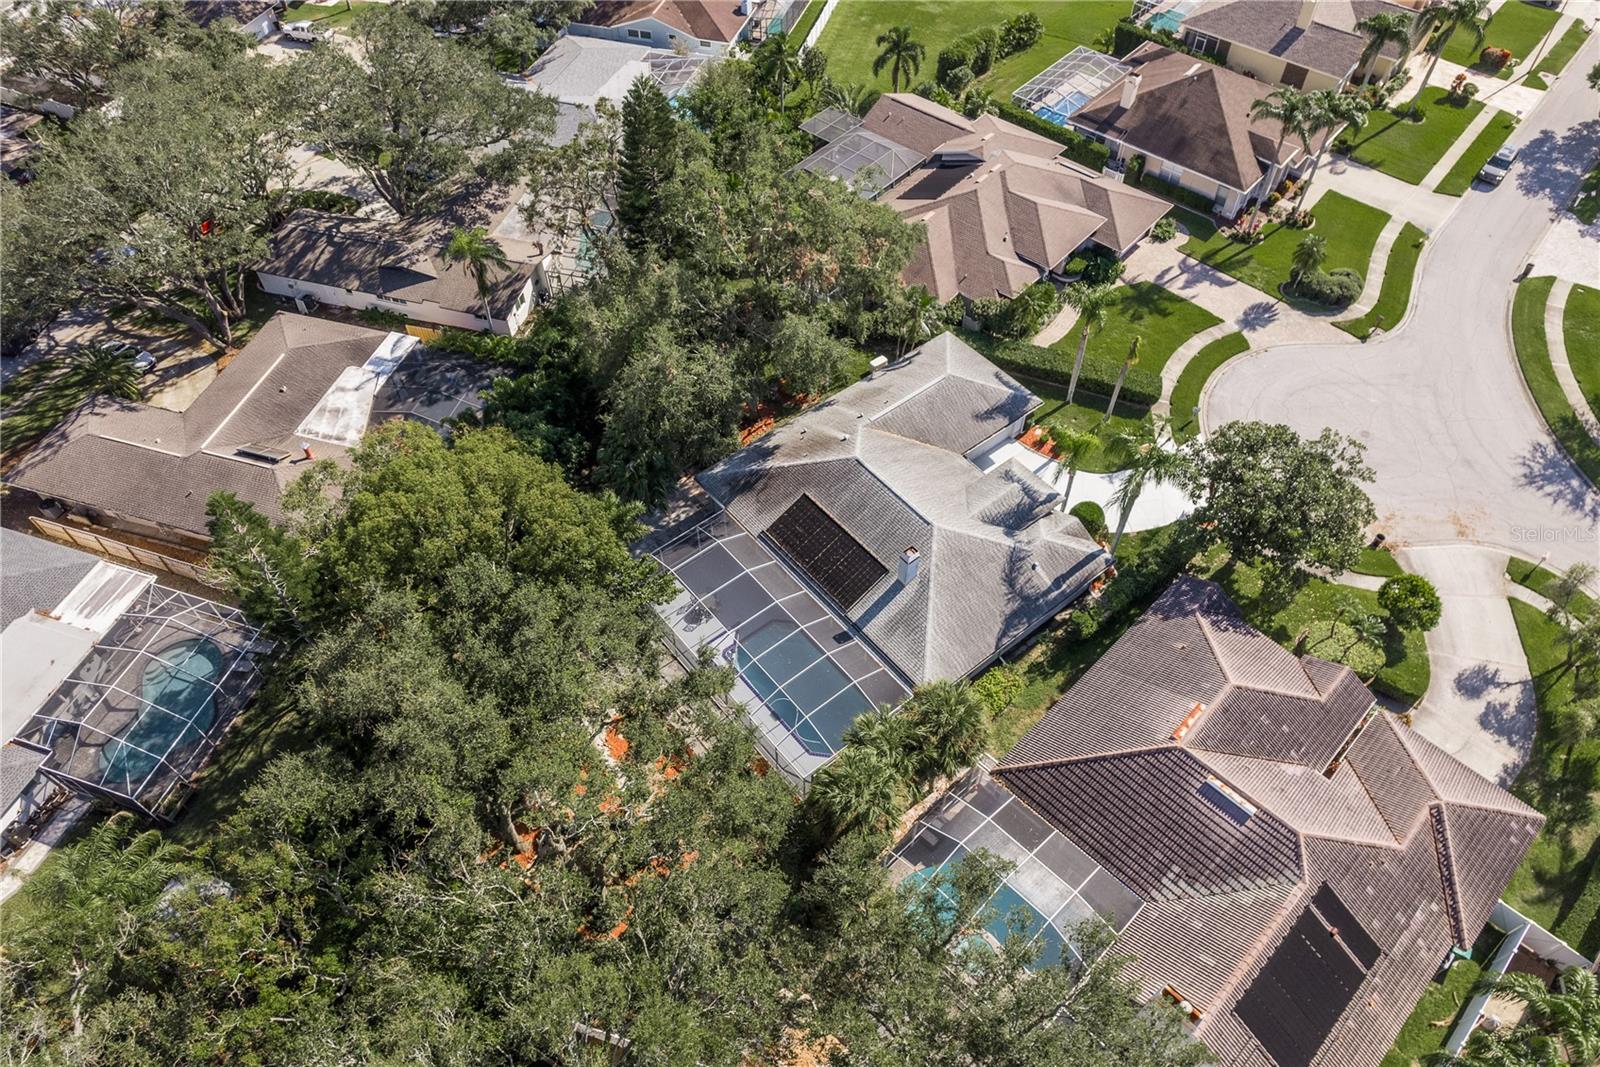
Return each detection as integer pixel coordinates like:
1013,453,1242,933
861,93,976,157
1071,44,1323,193
5,314,487,539
992,577,1544,1067
1181,0,1414,78
576,0,750,43
256,210,536,321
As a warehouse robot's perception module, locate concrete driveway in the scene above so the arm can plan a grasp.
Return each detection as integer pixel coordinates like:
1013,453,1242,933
1206,28,1600,578
1397,545,1536,786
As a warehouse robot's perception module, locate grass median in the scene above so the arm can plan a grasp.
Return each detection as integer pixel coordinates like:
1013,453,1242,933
1564,282,1600,423
1337,223,1426,338
1532,19,1590,79
1511,275,1600,484
1434,110,1518,196
1170,331,1248,442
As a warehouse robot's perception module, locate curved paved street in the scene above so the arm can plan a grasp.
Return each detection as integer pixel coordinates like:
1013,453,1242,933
1207,31,1600,577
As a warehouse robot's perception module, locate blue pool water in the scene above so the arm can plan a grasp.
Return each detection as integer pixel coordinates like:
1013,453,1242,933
1033,91,1091,128
100,638,223,785
1149,9,1183,33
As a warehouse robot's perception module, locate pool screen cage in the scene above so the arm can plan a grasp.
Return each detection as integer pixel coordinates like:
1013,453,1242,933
1011,47,1131,124
14,584,274,822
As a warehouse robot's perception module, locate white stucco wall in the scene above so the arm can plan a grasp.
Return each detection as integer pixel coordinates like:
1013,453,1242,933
564,17,741,54
256,272,536,335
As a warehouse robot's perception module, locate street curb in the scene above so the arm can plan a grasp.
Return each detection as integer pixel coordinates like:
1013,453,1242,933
1501,274,1598,496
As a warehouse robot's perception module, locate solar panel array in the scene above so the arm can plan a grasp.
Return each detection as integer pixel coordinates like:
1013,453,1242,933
890,769,1145,970
1234,905,1372,1067
650,510,911,781
766,494,887,611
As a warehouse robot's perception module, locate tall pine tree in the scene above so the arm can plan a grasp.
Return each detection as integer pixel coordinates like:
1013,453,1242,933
616,74,679,252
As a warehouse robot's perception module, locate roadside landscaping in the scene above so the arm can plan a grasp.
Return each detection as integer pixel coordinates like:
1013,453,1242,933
1573,161,1600,224
813,1,1125,96
1180,191,1390,305
1336,223,1427,338
1442,0,1563,68
1047,281,1223,378
1564,283,1600,423
1434,110,1518,196
1510,276,1600,484
1504,597,1600,956
1352,546,1405,579
1170,331,1249,442
1531,18,1589,80
1507,556,1595,617
1337,87,1485,185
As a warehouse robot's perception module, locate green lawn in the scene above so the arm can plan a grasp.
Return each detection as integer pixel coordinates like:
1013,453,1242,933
789,0,823,43
1573,162,1600,224
1336,223,1427,338
1441,0,1563,66
284,0,379,31
1532,18,1590,78
1565,283,1600,423
1203,557,1431,705
1017,373,1151,475
1,357,109,464
1170,331,1249,443
1048,281,1223,379
1352,546,1405,579
1339,87,1485,185
1434,110,1519,196
813,1,1125,97
1181,191,1390,303
1506,556,1596,618
1510,276,1600,484
1379,951,1489,1067
1503,599,1600,956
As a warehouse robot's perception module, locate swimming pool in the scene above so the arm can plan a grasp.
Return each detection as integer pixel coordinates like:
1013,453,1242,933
1149,9,1183,33
99,637,223,787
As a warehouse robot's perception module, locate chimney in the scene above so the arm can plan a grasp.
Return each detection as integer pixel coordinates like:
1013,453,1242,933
737,0,749,14
301,442,314,461
1295,0,1316,30
898,546,921,585
1119,73,1142,110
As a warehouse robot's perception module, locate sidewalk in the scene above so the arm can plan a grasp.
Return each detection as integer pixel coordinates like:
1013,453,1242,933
1344,216,1407,320
1311,157,1459,231
1420,105,1499,190
1544,279,1600,440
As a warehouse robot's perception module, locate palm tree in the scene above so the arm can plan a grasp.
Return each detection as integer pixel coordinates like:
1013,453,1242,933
810,744,904,841
753,31,802,104
1468,969,1600,1066
1355,11,1414,81
907,681,986,784
1291,233,1328,289
961,87,997,119
1407,0,1491,117
841,705,918,783
1294,90,1370,206
72,345,143,401
1046,427,1098,511
444,226,511,329
873,26,924,93
823,80,871,116
1062,281,1115,405
896,285,944,355
1102,336,1141,424
1106,420,1185,554
1247,87,1313,226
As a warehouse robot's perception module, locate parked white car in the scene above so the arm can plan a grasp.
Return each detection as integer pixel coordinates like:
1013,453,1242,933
102,340,156,373
282,20,333,44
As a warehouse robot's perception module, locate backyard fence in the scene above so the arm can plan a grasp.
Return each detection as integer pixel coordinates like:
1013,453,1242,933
28,518,218,587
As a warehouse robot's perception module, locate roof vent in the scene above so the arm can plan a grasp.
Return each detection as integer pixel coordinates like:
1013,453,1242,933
898,546,921,585
1183,62,1202,78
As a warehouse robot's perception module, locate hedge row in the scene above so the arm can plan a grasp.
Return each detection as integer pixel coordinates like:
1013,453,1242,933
1110,17,1220,64
987,339,1161,408
1065,521,1204,638
994,100,1111,172
1132,168,1218,217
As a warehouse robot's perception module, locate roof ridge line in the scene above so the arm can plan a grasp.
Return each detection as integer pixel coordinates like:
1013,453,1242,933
994,741,1181,774
1391,722,1542,820
1430,803,1470,946
1341,720,1410,848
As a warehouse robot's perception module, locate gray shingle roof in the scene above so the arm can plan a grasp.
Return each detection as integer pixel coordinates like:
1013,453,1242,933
0,529,98,628
1181,0,1412,78
0,743,46,811
992,577,1544,1067
697,332,1107,683
7,314,488,539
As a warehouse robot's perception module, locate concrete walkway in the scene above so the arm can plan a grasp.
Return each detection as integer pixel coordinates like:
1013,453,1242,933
0,796,91,906
1544,279,1600,440
1344,216,1407,320
1154,321,1238,417
974,439,1195,533
1396,545,1536,787
1421,105,1499,190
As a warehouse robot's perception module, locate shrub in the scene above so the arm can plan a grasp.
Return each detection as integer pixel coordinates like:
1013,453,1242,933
936,27,998,86
1069,500,1107,540
1111,17,1219,63
1378,574,1443,632
1135,170,1218,216
993,100,1111,171
359,306,410,329
943,63,974,94
970,664,1024,716
1150,216,1178,242
1295,267,1363,307
290,189,362,215
999,12,1043,56
1480,46,1512,71
1078,253,1124,286
1064,521,1204,639
970,282,1061,340
984,339,1162,408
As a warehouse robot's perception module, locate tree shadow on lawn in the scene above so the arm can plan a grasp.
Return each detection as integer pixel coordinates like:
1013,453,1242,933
1516,437,1600,520
1514,119,1600,218
1116,282,1172,322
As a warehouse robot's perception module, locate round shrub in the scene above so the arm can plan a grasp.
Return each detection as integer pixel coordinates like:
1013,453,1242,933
1151,216,1178,243
1070,500,1107,540
970,664,1023,716
1000,12,1043,56
1079,253,1125,286
1378,573,1442,632
1295,268,1363,307
943,64,974,94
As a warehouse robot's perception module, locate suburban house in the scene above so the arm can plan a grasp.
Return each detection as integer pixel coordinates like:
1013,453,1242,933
7,314,493,549
638,332,1110,780
256,209,542,335
0,529,272,827
184,0,283,41
1069,43,1329,218
1175,0,1424,89
801,93,1170,302
522,33,708,110
566,0,756,54
894,577,1543,1067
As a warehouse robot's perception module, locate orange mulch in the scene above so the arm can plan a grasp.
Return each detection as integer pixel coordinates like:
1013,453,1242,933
1018,425,1057,459
602,723,630,761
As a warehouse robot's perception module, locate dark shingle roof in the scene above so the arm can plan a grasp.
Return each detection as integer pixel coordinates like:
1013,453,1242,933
0,530,98,627
0,743,46,809
1181,0,1413,78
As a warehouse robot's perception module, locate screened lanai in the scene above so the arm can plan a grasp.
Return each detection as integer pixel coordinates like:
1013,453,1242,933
14,583,274,821
1012,47,1130,128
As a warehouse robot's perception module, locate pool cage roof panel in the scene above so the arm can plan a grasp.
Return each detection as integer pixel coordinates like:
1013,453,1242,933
649,52,710,97
800,107,863,143
649,510,912,783
890,768,1145,971
793,130,925,198
14,584,274,820
1011,46,1131,113
371,352,492,433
